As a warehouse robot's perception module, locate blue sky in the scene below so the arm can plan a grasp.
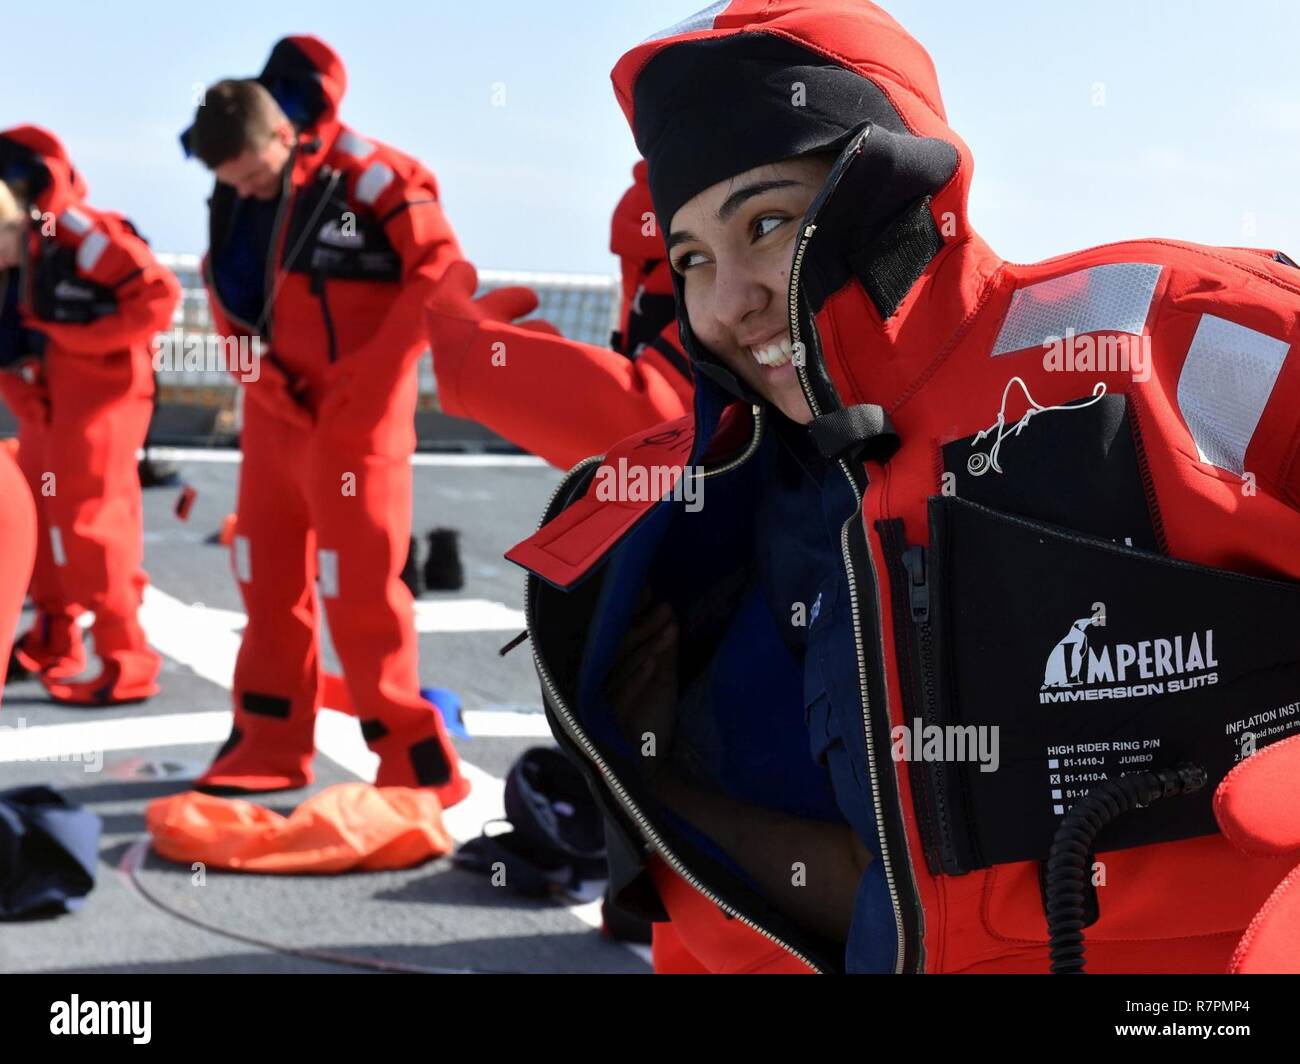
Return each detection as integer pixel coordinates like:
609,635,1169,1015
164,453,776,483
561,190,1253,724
4,0,1298,274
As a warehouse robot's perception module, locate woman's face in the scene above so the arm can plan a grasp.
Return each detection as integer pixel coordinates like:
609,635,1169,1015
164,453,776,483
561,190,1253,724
0,222,23,270
668,156,832,425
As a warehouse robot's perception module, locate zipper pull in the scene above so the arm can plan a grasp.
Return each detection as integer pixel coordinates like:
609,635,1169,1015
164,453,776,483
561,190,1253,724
902,546,929,624
499,630,529,657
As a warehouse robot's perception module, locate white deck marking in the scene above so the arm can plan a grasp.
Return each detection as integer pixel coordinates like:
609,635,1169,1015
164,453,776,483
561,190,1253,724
0,711,232,763
413,599,525,632
145,446,547,468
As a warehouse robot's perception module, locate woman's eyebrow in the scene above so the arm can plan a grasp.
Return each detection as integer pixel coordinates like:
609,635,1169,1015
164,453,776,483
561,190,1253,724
666,229,698,252
716,179,800,222
666,179,803,249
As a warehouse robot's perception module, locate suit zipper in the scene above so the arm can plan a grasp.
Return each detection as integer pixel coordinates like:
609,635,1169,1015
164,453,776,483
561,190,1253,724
258,153,297,345
888,533,961,874
788,126,923,973
312,270,338,363
901,546,951,866
524,419,829,973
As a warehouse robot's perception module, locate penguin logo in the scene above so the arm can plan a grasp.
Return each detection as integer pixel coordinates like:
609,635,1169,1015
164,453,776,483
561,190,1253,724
1042,616,1098,688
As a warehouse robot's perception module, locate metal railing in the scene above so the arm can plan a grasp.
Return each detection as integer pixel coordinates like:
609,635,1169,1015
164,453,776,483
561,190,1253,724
153,253,619,402
135,254,621,448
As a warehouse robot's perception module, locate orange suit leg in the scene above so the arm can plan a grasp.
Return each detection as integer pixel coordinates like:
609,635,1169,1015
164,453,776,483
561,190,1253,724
0,369,86,680
38,351,158,703
309,405,469,808
199,399,321,792
0,447,37,710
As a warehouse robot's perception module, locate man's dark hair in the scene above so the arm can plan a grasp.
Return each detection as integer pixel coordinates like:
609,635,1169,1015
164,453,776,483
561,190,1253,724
190,79,289,169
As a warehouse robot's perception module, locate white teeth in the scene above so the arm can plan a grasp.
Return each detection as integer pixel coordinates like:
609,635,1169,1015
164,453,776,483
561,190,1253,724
749,336,793,369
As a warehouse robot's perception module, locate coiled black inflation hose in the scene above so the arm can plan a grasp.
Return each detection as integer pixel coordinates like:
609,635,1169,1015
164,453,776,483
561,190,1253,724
1044,762,1208,974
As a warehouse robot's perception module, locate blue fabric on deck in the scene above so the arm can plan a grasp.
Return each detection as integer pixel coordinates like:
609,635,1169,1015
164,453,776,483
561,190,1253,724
0,786,101,919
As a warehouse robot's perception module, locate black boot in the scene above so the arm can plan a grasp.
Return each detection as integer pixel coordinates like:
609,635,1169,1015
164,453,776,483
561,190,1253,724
423,528,464,592
400,535,422,597
139,454,181,488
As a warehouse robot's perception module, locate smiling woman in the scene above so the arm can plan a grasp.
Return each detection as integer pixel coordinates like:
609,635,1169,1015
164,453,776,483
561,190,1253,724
509,0,1300,980
668,156,832,425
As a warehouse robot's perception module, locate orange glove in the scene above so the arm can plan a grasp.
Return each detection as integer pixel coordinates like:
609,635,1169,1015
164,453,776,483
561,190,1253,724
428,259,560,332
1215,734,1300,973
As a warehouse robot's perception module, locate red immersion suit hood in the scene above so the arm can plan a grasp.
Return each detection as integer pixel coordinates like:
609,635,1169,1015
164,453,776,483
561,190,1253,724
611,1,996,410
256,34,348,147
609,161,665,278
0,125,88,217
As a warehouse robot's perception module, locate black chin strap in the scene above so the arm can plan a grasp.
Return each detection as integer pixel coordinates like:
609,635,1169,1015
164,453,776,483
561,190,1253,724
809,404,900,465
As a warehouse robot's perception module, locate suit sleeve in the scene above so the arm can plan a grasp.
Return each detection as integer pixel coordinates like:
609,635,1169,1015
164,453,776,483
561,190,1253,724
435,315,693,470
34,217,180,355
343,157,464,369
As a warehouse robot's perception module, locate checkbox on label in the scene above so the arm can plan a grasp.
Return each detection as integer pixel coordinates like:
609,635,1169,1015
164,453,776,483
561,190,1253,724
1052,789,1062,800
1048,759,1059,769
1053,804,1065,815
1050,774,1061,784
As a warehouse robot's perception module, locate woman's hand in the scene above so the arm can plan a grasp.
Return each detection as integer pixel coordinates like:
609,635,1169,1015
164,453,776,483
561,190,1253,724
605,597,679,778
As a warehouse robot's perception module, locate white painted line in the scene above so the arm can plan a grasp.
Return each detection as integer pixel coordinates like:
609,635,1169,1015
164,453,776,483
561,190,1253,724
140,586,242,688
146,446,547,468
413,599,525,633
0,711,233,762
142,587,524,642
460,711,552,738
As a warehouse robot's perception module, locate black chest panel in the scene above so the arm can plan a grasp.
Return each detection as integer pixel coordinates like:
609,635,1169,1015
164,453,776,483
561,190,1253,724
281,168,402,284
940,392,1162,553
1,269,46,368
29,240,118,325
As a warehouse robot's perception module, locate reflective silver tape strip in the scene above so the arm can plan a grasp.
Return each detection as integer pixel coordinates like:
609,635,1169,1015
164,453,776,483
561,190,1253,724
233,535,251,584
334,130,374,159
354,162,394,206
317,549,339,599
1176,314,1290,476
50,526,66,567
58,207,92,236
991,262,1163,357
76,229,109,273
642,0,728,42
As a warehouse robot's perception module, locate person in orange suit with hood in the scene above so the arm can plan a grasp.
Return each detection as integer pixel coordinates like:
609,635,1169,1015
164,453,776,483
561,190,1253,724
509,0,1300,974
0,128,178,705
182,37,469,805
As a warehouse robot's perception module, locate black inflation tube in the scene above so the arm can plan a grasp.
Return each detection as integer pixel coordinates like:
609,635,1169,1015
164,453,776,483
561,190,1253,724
1044,762,1208,974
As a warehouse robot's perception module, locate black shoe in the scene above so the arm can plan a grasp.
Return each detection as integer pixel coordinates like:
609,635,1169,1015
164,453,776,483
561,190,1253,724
139,455,181,488
423,528,464,592
400,535,422,597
